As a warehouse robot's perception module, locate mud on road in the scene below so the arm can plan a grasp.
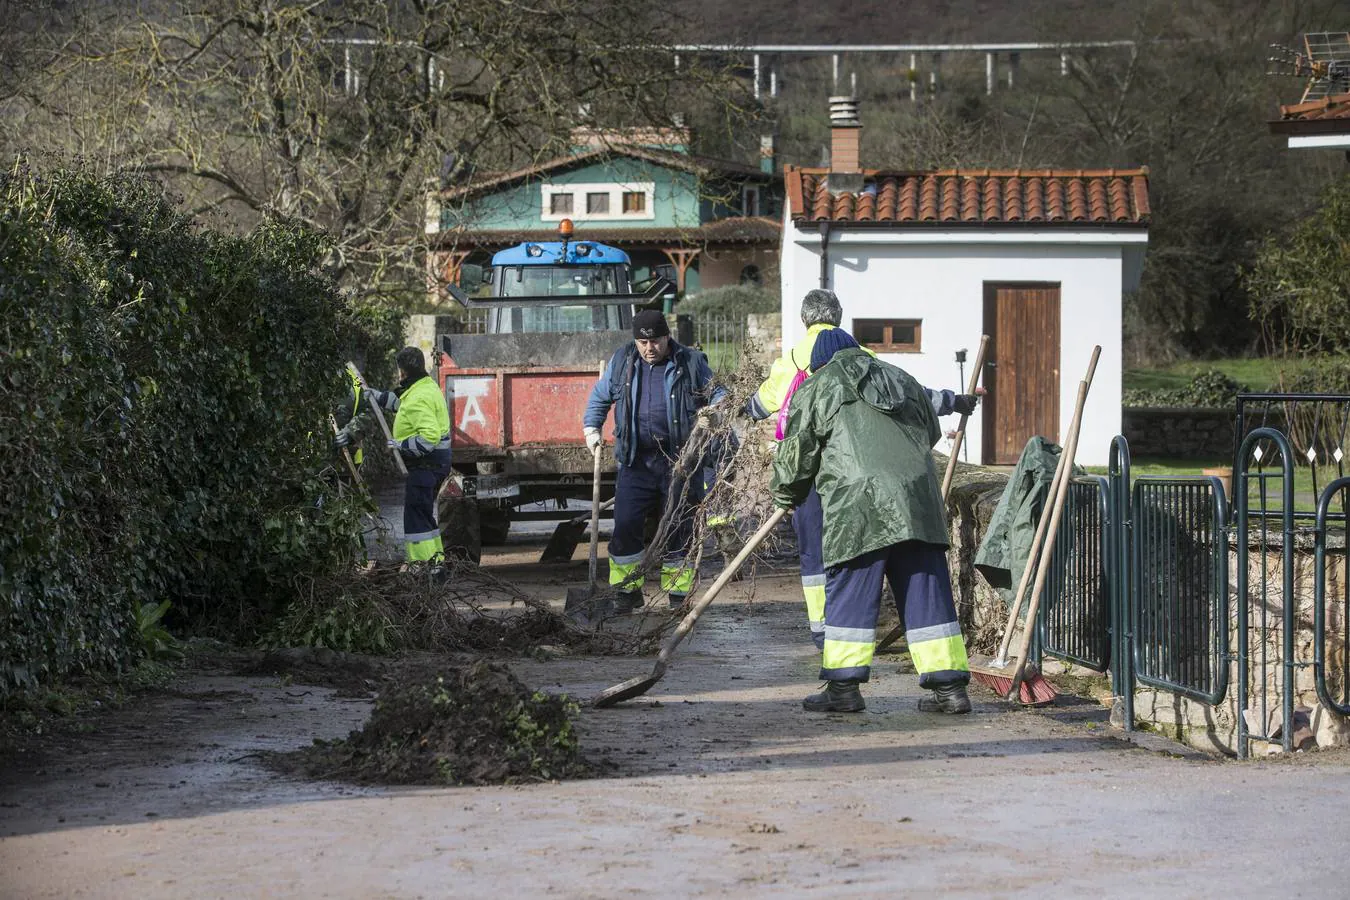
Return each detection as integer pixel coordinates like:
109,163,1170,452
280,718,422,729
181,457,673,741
3,545,1350,898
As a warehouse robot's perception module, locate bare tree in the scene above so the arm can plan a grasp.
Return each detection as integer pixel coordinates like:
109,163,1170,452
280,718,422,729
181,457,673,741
11,0,750,299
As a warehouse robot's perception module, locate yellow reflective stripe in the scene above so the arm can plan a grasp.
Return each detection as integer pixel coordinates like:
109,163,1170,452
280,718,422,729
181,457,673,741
822,637,874,673
352,447,363,465
907,632,970,675
406,534,444,562
803,584,826,632
661,564,694,595
609,558,641,589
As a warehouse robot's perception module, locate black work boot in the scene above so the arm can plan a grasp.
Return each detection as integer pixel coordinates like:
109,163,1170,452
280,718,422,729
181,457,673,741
918,683,972,714
802,680,866,713
613,589,643,615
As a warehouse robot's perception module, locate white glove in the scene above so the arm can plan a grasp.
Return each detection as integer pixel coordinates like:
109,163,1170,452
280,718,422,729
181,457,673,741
583,427,602,454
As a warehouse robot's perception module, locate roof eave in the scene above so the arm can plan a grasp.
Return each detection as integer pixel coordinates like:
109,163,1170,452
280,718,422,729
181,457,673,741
1268,118,1350,136
790,218,1150,230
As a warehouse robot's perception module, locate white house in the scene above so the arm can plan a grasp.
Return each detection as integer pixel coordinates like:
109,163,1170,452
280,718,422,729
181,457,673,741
779,102,1149,467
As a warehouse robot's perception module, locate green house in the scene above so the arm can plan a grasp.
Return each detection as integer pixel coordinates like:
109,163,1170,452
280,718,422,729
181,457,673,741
427,131,782,299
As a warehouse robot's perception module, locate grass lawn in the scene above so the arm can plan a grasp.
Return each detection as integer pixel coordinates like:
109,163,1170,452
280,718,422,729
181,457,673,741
1123,357,1310,394
1083,455,1338,511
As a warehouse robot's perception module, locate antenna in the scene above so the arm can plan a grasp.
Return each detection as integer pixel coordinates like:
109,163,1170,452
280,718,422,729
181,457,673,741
1268,32,1350,102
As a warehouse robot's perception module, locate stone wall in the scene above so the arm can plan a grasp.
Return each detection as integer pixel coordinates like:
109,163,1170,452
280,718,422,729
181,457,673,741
1132,534,1350,756
1123,407,1234,459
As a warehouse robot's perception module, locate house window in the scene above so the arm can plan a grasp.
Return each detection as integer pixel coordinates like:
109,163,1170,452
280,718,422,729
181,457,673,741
622,191,646,214
742,185,761,217
854,318,921,352
549,192,574,215
541,181,655,221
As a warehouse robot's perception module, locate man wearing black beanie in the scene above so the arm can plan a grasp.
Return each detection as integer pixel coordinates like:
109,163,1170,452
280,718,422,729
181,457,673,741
582,309,727,612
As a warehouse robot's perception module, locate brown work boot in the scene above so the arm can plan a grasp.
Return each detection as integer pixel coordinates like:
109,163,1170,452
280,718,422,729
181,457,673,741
802,680,866,713
917,683,972,714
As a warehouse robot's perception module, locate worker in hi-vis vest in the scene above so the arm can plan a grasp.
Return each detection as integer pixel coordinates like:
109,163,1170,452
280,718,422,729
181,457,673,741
369,347,452,563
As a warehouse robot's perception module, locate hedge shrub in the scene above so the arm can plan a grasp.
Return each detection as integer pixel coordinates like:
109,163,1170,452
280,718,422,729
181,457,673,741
1122,369,1250,409
0,162,376,695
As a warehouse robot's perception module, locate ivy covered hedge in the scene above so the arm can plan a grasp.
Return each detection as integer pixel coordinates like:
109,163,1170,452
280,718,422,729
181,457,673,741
1122,369,1250,409
0,163,379,695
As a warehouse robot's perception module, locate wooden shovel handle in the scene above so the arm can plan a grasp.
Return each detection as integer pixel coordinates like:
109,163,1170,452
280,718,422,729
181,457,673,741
656,508,789,667
347,362,408,477
941,334,990,500
1007,346,1101,694
993,345,1100,663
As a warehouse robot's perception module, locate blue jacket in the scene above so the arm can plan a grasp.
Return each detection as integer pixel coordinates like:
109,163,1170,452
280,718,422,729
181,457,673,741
584,340,728,467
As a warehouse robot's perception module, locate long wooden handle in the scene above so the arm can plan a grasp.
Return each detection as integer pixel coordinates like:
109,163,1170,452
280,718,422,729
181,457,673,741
941,334,990,500
587,444,603,589
347,362,408,477
655,508,788,667
992,345,1100,664
329,414,364,486
1007,346,1101,694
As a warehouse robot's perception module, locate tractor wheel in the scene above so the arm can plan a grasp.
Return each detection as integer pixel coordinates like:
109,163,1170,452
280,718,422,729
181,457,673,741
437,489,481,564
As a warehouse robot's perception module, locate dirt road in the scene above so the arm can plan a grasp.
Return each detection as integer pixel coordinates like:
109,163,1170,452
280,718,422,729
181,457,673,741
3,543,1349,898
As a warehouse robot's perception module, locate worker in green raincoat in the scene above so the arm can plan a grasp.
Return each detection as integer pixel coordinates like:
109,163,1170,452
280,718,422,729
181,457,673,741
770,329,972,714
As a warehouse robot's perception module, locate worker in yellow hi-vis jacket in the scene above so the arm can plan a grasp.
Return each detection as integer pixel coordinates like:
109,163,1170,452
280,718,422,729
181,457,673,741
369,347,452,563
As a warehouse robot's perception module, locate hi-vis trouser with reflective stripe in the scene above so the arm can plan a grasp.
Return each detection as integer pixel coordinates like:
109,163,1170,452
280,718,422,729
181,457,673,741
821,540,970,686
403,449,451,563
609,458,702,598
795,486,826,649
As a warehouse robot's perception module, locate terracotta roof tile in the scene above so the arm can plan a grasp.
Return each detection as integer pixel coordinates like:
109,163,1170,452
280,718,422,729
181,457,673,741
961,177,980,222
1003,176,1023,222
788,166,1149,227
1279,91,1350,121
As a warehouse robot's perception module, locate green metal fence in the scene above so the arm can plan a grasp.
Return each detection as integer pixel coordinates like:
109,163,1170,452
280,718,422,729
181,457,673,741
1131,475,1230,706
1036,477,1112,672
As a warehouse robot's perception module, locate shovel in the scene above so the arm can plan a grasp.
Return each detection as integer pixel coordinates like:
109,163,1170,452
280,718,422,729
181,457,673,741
563,444,607,624
593,507,788,708
347,362,407,477
540,497,614,564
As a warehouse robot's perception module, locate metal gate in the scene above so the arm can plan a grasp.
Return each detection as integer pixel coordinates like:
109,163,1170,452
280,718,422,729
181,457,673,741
1131,475,1230,705
1314,477,1350,716
1036,477,1111,672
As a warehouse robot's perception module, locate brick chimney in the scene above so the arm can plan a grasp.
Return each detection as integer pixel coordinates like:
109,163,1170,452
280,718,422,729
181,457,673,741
827,96,863,194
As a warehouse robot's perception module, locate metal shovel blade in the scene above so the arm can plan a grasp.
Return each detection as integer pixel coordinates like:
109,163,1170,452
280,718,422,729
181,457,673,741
540,518,588,564
592,662,668,709
563,586,612,627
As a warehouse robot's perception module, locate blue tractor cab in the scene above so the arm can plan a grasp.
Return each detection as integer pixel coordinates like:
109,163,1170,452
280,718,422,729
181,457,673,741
448,220,675,335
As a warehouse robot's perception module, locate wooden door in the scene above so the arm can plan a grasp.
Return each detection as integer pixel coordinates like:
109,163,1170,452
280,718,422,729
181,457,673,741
982,283,1060,465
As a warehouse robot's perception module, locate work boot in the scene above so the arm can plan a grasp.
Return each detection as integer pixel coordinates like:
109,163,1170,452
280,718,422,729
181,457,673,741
801,680,866,713
613,590,643,615
917,683,972,714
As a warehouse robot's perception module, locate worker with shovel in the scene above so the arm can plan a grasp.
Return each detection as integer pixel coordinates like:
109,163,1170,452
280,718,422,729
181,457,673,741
746,289,977,650
770,329,972,714
583,310,727,613
369,347,453,563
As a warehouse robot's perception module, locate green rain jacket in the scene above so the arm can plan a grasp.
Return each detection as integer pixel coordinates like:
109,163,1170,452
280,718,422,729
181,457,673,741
770,348,949,567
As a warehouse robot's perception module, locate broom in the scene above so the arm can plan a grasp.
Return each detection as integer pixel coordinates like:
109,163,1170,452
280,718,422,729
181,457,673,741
968,345,1100,706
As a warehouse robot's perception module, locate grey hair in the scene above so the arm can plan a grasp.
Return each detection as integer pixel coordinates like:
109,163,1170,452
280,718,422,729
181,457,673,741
800,289,842,327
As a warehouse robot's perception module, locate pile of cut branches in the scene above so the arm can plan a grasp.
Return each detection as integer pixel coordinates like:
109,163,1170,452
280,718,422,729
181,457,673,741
267,560,658,656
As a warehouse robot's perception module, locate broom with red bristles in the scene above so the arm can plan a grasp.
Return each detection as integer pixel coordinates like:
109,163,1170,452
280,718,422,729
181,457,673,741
967,345,1100,706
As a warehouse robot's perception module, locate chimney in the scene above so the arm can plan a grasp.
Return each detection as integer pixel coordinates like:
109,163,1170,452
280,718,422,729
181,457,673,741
759,134,775,174
827,96,863,194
